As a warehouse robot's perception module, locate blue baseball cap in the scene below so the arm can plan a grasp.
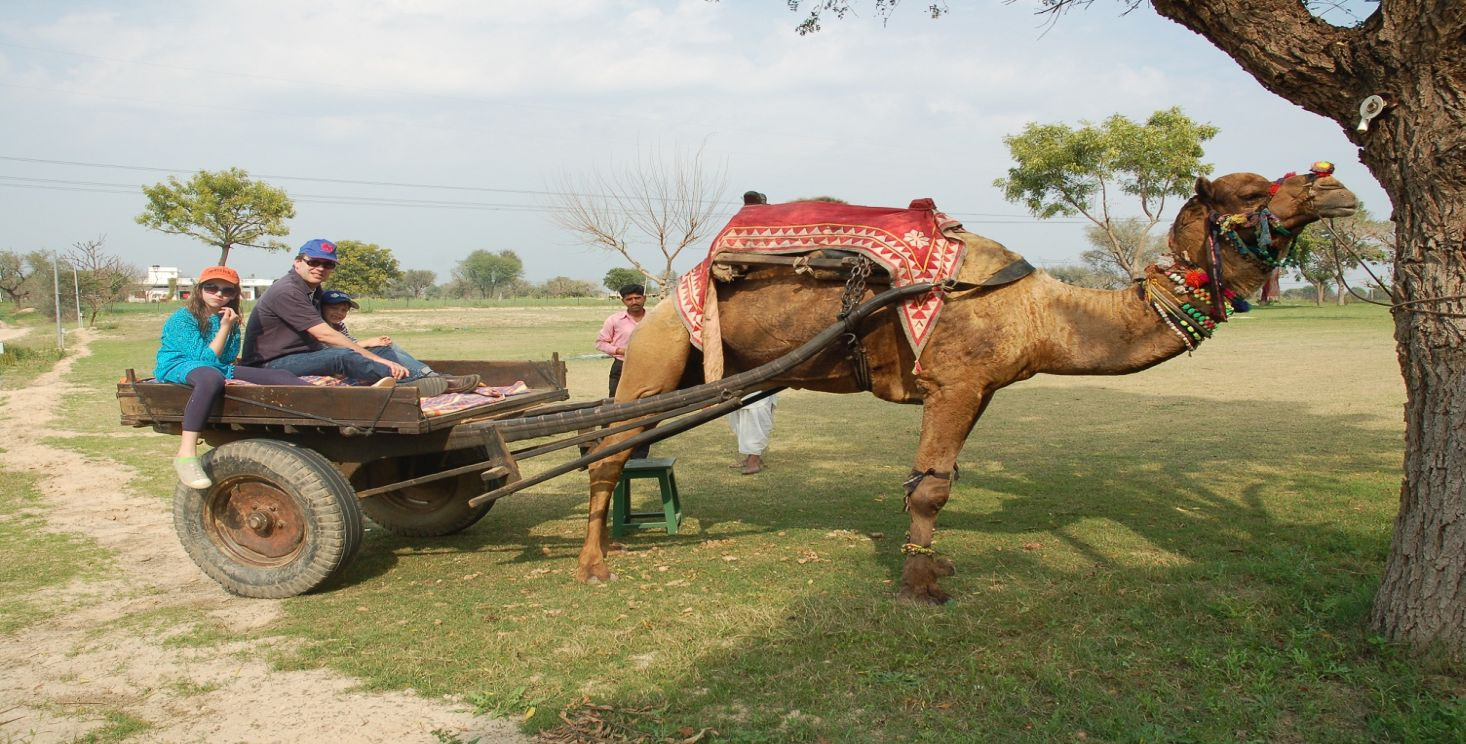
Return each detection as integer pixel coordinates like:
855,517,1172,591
320,289,358,308
297,239,339,263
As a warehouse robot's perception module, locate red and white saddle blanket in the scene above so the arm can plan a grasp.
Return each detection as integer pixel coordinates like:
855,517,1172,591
674,198,967,361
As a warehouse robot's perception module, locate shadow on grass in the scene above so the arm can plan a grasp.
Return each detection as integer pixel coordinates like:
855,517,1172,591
512,384,1454,742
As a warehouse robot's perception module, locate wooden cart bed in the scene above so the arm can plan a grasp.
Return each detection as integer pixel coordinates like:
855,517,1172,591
117,357,569,435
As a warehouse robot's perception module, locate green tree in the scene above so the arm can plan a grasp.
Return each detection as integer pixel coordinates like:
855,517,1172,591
995,107,1217,279
454,250,523,299
1316,204,1393,305
389,269,437,305
543,276,599,298
1044,263,1115,289
1080,217,1163,288
0,251,36,304
135,168,295,266
782,0,1466,657
328,240,401,297
603,267,647,293
1289,229,1334,305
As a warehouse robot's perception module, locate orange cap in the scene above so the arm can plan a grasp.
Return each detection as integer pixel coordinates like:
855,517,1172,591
198,266,240,285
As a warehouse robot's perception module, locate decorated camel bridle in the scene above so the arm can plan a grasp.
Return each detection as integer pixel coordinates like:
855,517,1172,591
1141,161,1336,351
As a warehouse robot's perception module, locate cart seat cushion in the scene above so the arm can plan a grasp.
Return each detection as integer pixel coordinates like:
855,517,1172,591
229,375,533,415
420,380,532,416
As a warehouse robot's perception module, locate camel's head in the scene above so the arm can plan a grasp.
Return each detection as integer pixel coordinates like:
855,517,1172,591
1171,164,1360,282
1196,164,1358,233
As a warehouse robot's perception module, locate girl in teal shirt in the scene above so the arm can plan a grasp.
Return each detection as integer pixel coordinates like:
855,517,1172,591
155,266,307,489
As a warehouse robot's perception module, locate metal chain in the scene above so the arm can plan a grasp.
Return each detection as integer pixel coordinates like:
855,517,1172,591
838,257,873,319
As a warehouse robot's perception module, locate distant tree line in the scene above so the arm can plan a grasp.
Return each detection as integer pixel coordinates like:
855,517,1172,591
0,237,139,326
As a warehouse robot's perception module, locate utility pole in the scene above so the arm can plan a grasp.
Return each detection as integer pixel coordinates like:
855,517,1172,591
52,253,64,351
72,266,83,330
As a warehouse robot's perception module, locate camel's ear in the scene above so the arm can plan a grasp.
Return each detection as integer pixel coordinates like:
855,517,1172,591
1194,176,1214,202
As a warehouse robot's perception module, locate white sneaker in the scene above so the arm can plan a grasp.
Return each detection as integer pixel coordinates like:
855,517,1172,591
174,457,212,489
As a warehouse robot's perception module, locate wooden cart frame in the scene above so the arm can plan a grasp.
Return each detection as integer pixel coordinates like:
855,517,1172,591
119,281,938,597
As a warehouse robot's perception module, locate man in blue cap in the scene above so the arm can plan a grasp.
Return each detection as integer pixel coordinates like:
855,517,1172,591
241,239,477,396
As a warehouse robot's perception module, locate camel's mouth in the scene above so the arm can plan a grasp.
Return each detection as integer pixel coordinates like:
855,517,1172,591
1314,184,1359,218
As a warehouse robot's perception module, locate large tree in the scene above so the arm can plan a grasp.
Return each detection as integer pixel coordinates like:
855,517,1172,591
1289,229,1335,305
136,168,295,266
550,146,727,297
390,269,437,305
454,250,524,299
784,0,1466,658
995,107,1217,279
0,250,41,305
603,267,648,294
328,240,401,297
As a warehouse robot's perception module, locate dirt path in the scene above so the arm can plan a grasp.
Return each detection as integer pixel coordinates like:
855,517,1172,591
0,320,31,343
0,330,528,743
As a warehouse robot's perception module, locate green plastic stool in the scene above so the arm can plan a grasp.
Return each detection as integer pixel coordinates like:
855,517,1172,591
611,457,682,537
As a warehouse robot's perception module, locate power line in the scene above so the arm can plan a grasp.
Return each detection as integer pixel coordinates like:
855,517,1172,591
0,155,1086,222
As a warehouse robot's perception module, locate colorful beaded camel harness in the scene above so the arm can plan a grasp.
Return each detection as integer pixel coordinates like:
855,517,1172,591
1140,161,1335,351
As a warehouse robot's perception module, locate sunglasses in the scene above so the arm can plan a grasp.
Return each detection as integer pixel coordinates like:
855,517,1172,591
302,258,337,269
199,284,238,297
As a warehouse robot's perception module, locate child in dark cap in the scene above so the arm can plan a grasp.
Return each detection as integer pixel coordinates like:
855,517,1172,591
319,289,475,394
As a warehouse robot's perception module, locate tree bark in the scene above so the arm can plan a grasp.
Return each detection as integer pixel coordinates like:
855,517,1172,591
1145,0,1466,657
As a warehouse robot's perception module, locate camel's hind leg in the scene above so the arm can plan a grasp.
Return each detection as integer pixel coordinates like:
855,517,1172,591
577,303,691,583
898,384,992,604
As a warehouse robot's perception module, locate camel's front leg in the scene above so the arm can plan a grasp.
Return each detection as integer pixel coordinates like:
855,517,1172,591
577,445,634,583
898,385,990,604
575,302,692,584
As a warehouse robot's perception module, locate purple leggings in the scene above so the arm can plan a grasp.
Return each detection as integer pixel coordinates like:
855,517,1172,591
182,366,310,432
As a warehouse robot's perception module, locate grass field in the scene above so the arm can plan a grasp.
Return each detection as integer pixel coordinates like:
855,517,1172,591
5,298,1464,742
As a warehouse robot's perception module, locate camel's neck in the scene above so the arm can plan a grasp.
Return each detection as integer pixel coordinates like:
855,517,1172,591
1032,228,1274,376
1030,278,1192,376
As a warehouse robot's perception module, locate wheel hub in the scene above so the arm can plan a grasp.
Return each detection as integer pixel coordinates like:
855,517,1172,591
206,480,306,565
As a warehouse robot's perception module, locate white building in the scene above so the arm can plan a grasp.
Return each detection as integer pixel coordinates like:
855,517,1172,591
131,265,275,303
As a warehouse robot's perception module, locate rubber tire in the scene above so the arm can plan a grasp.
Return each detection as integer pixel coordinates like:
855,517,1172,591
174,438,364,599
356,448,496,538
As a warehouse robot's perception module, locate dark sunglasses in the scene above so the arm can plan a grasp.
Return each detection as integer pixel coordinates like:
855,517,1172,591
302,258,337,269
199,284,238,297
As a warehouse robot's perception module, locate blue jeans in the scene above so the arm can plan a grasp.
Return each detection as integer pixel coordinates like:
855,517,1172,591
265,347,407,384
369,343,433,379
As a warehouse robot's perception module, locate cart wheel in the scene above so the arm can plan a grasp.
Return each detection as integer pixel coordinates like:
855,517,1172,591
355,448,496,538
174,439,364,599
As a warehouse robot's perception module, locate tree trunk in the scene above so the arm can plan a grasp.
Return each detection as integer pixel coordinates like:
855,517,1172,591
1313,282,1324,306
1144,0,1466,658
1368,164,1466,661
1335,271,1348,305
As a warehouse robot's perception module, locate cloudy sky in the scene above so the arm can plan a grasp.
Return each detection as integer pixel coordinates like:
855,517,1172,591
0,1,1385,286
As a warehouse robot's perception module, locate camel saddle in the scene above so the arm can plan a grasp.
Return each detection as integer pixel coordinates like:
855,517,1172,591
674,198,1034,381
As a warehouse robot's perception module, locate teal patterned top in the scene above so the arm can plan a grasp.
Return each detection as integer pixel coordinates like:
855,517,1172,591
153,307,239,383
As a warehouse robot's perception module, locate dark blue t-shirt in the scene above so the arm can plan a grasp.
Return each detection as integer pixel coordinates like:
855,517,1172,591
241,270,326,365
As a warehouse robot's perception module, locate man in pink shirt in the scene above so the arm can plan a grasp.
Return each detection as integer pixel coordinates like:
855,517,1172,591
596,283,648,397
596,283,650,458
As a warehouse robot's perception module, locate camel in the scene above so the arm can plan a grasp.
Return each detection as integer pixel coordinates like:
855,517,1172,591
578,167,1359,603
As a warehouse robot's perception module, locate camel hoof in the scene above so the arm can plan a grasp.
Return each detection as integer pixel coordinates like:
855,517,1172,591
575,562,613,584
897,585,952,605
585,572,619,585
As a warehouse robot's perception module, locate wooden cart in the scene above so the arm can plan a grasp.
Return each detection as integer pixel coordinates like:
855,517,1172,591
118,281,938,598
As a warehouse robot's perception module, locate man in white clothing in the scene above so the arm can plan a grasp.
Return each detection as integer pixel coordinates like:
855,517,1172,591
728,393,776,475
